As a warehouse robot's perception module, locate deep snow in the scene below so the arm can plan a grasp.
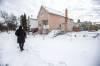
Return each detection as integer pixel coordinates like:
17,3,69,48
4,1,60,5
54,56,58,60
0,31,100,66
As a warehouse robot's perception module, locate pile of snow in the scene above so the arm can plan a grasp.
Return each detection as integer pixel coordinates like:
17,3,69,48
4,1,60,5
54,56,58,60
0,31,100,66
0,32,48,66
38,32,100,66
48,30,100,39
47,30,63,37
66,31,100,38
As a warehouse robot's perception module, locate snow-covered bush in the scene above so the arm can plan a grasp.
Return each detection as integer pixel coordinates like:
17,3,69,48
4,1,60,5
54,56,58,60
83,34,86,37
47,30,63,37
92,33,99,38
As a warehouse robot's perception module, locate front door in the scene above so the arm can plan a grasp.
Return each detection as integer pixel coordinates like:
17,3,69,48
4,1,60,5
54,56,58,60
42,20,49,34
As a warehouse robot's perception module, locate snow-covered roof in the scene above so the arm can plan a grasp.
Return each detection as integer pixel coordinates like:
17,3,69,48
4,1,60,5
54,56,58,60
44,6,64,17
30,18,37,21
0,18,5,23
94,22,100,24
3,23,7,26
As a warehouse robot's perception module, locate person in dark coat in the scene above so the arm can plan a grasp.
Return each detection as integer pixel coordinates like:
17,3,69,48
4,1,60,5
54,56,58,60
15,26,26,51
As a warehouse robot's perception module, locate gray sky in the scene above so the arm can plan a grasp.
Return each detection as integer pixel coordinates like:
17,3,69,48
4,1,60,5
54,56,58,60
0,0,100,22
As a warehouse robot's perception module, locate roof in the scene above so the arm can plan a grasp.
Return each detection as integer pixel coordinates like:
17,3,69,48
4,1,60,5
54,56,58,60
94,22,100,24
38,6,73,20
0,18,5,23
29,18,37,21
43,6,65,17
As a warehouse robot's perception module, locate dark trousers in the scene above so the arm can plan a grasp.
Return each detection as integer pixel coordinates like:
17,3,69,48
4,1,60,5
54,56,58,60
19,43,24,51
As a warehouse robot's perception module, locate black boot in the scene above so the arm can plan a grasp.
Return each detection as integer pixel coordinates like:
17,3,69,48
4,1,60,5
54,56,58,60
19,43,23,51
21,43,24,51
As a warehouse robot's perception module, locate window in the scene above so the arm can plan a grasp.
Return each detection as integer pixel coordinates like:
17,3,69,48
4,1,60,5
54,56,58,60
42,20,48,25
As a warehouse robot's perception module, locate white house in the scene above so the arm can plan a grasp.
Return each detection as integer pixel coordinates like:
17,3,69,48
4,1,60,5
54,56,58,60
28,18,38,31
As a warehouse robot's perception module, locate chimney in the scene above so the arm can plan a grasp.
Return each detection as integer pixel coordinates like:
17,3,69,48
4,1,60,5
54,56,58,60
64,9,68,32
65,9,68,22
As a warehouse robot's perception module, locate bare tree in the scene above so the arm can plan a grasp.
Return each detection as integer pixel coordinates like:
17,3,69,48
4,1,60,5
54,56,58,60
8,14,17,30
0,10,17,31
0,10,8,19
0,10,9,23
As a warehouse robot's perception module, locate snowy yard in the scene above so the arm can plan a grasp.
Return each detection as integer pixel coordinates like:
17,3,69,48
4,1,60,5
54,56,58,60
0,31,100,66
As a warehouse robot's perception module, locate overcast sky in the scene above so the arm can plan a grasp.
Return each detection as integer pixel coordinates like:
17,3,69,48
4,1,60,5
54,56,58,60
0,0,100,22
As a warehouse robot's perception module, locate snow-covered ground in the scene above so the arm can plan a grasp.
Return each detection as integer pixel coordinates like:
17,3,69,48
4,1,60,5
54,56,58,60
0,31,100,66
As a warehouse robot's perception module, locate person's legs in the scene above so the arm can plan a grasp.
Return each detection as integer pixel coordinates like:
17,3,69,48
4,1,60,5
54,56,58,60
19,43,22,51
18,42,24,51
21,43,24,50
20,43,24,51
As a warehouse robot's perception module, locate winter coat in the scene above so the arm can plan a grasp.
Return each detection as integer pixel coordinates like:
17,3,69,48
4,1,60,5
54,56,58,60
15,28,26,44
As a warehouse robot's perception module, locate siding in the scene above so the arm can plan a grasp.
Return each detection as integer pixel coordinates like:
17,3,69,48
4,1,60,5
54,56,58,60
48,13,65,30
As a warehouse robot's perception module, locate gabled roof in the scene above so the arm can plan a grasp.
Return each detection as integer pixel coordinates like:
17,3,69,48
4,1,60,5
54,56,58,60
44,6,64,17
37,6,74,21
37,6,65,18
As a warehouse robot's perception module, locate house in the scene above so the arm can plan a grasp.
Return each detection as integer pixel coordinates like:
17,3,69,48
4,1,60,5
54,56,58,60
93,22,100,29
27,17,38,32
73,23,80,32
76,21,92,31
37,6,74,34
